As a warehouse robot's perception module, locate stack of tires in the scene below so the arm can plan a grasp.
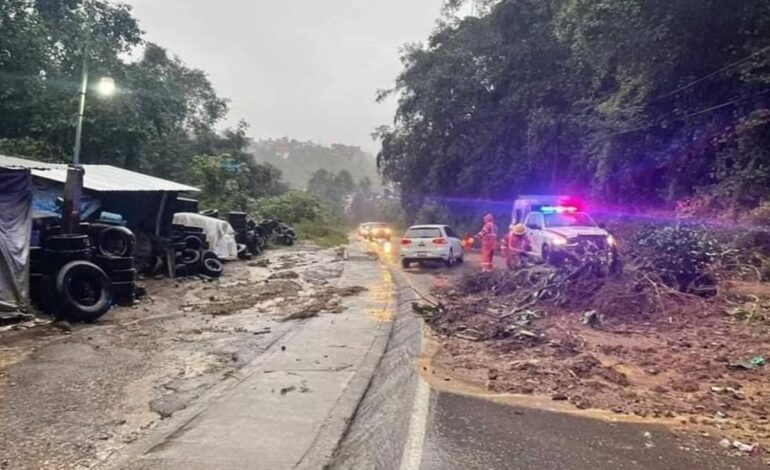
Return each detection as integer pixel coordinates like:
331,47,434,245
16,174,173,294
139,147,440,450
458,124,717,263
39,234,113,323
91,225,137,307
245,217,266,256
170,225,224,278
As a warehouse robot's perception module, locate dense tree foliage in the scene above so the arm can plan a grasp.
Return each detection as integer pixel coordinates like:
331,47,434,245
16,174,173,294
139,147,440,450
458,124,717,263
377,0,770,220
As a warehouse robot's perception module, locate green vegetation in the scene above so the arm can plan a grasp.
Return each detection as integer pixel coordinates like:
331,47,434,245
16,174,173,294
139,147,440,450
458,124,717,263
251,138,380,189
252,191,348,247
378,0,770,220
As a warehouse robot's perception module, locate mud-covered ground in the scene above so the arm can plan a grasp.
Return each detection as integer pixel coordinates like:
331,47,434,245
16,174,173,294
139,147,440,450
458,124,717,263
0,243,360,470
424,277,770,460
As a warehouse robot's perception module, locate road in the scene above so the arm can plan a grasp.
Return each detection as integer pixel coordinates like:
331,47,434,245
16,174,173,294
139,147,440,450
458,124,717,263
330,237,763,470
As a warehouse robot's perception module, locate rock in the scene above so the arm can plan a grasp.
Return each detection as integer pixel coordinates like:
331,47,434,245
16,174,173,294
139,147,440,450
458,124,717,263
192,328,203,335
487,368,499,381
53,321,73,332
149,393,193,419
719,438,731,448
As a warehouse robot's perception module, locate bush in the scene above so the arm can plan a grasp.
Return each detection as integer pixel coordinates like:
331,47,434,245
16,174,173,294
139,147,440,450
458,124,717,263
253,191,325,224
631,225,722,290
294,220,348,248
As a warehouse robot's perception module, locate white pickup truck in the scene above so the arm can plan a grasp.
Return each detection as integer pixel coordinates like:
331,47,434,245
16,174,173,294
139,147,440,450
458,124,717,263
512,196,617,265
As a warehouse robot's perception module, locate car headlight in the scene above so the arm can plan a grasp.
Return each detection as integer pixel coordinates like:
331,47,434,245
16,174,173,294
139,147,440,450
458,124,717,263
552,238,567,246
607,235,616,247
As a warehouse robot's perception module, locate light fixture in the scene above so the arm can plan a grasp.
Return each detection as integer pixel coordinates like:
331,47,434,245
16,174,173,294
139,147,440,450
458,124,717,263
97,77,115,96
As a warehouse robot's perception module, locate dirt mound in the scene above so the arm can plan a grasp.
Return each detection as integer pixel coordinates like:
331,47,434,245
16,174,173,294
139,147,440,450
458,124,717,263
419,261,770,451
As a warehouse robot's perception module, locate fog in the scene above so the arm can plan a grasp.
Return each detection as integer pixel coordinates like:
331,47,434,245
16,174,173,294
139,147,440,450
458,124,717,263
124,0,445,154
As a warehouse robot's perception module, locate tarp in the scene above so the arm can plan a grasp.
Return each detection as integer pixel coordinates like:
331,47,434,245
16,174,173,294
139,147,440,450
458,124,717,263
0,169,32,312
172,213,238,261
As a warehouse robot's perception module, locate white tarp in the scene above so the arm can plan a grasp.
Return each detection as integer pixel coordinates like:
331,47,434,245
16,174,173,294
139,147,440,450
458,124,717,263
0,169,32,312
172,213,238,261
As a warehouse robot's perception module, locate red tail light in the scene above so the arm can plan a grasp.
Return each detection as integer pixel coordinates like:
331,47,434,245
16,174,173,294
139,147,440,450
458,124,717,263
401,238,412,245
432,238,448,245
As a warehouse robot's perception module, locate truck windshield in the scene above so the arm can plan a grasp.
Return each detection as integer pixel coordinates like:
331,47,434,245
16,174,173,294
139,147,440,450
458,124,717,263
543,213,596,227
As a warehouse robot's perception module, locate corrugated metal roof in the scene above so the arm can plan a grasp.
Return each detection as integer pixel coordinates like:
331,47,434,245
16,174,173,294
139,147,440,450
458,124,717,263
0,155,199,193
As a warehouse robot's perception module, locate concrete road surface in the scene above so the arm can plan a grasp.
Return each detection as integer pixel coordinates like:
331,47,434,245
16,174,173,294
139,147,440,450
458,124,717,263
330,237,765,470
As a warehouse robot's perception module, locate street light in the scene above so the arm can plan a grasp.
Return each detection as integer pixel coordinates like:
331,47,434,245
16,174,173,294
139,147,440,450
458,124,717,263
97,77,115,97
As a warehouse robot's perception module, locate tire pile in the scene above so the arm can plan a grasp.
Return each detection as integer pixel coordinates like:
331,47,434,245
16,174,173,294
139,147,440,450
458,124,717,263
29,223,139,323
171,224,224,278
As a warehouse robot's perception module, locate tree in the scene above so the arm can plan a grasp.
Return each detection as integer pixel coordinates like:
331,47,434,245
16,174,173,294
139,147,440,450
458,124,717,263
377,0,770,220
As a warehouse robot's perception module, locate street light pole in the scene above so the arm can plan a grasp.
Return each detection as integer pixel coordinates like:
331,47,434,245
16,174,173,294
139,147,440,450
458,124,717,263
73,34,90,166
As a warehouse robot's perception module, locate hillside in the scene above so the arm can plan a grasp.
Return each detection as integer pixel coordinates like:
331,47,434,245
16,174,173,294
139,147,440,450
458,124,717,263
250,138,380,189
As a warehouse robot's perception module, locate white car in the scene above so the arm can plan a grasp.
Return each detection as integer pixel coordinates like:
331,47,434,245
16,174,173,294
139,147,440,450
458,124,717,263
523,208,616,263
400,224,464,269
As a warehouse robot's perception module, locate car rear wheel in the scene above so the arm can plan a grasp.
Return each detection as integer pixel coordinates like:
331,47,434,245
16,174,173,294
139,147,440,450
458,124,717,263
402,259,411,269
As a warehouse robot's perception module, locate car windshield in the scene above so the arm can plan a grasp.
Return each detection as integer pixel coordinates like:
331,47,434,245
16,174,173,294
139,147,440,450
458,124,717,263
543,213,596,227
405,227,441,238
371,223,387,229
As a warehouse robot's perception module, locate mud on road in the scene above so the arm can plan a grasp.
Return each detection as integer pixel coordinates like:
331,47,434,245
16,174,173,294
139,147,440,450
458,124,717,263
421,274,770,462
0,244,362,470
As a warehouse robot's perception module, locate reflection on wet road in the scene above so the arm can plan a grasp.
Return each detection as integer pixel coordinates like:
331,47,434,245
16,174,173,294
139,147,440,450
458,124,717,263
332,237,763,470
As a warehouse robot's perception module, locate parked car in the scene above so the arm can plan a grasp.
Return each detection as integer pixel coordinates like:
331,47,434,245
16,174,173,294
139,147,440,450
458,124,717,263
400,224,464,268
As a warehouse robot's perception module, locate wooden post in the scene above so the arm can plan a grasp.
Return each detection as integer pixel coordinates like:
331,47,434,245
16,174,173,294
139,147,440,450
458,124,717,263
61,166,85,234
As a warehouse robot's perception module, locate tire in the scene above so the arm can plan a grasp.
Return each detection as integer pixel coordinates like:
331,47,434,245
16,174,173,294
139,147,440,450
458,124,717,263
175,263,188,278
402,259,411,269
184,234,204,251
109,269,137,283
55,261,112,323
201,258,224,278
228,212,247,222
98,226,136,258
283,236,295,247
181,248,201,266
43,249,92,273
45,234,90,251
201,250,219,262
173,242,187,252
237,244,249,260
181,225,204,234
112,281,136,306
94,255,134,271
445,250,455,268
145,255,164,275
457,255,464,264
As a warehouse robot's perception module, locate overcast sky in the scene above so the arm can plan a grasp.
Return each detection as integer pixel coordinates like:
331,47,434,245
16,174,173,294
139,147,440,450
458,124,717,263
123,0,446,154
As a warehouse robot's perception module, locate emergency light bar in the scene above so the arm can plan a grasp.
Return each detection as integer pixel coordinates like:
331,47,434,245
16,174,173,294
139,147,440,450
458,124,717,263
538,205,578,214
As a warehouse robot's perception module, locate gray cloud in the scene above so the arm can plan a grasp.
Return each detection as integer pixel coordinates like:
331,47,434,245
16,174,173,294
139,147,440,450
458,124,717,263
123,0,444,154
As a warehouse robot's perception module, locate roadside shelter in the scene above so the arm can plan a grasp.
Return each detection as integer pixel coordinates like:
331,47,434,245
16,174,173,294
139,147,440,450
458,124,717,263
0,155,200,236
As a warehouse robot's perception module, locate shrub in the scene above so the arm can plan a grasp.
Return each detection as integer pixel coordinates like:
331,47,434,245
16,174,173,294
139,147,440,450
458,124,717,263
253,191,325,225
631,225,722,290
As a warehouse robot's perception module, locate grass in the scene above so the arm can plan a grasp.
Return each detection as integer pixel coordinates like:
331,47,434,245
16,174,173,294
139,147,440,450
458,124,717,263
295,220,349,248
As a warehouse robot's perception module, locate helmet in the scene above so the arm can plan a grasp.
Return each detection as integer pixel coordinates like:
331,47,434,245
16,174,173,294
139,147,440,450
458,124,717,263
512,223,527,236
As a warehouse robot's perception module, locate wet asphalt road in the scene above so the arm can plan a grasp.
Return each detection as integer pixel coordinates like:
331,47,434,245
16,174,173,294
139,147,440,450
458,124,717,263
330,238,764,470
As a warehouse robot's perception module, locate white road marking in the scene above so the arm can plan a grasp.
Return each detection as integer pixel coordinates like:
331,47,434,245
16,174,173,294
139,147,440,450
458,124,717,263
399,377,431,470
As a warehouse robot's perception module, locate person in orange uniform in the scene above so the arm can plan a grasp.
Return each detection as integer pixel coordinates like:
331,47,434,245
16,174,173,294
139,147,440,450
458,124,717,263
475,213,498,272
506,223,531,269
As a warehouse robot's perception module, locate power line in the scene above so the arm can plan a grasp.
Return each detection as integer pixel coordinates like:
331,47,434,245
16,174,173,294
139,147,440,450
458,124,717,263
650,44,770,103
608,88,770,137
